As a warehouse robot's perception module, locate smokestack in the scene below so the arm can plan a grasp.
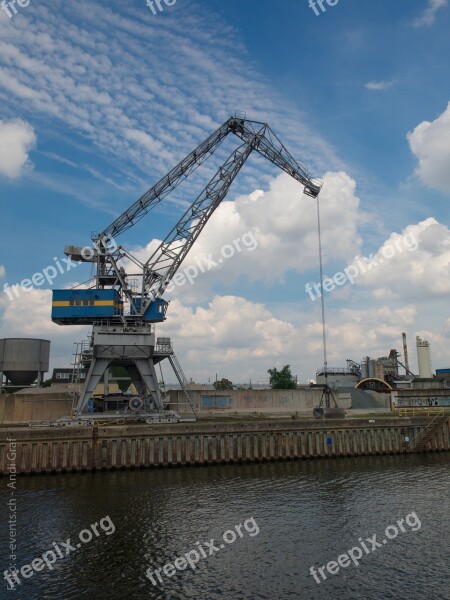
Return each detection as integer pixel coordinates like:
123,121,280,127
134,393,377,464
402,332,409,375
416,336,432,379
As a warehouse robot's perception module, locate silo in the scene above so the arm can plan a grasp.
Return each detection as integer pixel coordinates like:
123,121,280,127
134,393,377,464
368,359,377,378
361,357,370,379
0,339,50,386
416,336,432,379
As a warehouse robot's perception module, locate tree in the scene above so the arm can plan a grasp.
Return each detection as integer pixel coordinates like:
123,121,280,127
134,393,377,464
268,365,297,389
213,378,233,390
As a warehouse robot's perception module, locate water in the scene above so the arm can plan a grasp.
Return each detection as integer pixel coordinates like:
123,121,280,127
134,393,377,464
1,453,449,600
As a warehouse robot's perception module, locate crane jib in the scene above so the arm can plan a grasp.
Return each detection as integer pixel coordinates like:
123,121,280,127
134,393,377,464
52,116,321,326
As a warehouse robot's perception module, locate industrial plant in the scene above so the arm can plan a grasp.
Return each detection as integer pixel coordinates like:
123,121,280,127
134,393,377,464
1,329,449,424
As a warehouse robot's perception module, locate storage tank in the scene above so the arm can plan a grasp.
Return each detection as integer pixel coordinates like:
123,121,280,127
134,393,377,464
0,338,50,386
416,336,432,379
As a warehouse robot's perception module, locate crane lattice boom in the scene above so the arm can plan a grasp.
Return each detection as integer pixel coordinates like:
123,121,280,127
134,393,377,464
52,116,321,326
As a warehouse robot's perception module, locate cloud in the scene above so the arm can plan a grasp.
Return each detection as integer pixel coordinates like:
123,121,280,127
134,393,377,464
0,264,5,278
356,218,450,299
127,170,364,303
1,1,449,383
365,81,395,91
407,102,450,194
412,0,448,27
0,119,36,179
0,288,89,372
309,305,418,361
2,222,449,383
0,0,342,202
123,206,450,380
156,294,449,381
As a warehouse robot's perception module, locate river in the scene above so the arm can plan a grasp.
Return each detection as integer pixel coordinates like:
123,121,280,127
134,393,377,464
1,453,449,599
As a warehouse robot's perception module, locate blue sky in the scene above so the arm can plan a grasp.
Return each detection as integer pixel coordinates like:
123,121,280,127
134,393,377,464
1,0,450,382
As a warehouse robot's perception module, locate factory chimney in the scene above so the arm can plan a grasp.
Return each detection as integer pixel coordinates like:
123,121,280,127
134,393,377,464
402,332,409,375
416,336,432,379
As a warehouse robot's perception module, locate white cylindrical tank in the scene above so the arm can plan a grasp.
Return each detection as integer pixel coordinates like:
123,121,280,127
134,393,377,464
416,336,432,379
361,357,370,379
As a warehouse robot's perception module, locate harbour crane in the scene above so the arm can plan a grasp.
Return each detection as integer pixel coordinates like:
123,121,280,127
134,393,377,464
51,115,321,422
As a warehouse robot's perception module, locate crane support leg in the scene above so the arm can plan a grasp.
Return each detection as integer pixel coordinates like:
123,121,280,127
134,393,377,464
126,361,164,412
75,357,110,415
74,323,165,417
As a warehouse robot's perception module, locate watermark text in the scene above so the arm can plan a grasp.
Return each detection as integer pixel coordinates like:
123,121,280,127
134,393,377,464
309,511,421,584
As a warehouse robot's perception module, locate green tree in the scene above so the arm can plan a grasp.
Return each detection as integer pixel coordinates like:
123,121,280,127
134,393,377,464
268,365,297,389
213,378,233,390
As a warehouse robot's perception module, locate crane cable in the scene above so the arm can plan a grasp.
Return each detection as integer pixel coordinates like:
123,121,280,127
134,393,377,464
316,192,329,407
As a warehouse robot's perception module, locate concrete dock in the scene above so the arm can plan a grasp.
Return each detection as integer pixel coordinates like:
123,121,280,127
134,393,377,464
1,416,449,475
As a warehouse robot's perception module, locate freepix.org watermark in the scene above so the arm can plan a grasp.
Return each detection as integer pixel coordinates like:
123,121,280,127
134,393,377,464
3,516,115,590
309,0,340,17
309,511,421,585
0,0,31,19
145,517,260,587
2,236,118,303
305,233,418,302
146,0,176,16
166,231,258,293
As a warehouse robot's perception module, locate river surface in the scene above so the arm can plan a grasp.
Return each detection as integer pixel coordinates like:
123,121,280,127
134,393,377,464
1,453,449,600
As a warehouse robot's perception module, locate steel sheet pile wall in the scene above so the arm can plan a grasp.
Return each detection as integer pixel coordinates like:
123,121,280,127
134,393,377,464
1,418,449,475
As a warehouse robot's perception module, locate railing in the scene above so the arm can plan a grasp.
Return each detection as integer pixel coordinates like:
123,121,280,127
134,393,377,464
395,407,450,417
316,368,355,376
168,353,197,418
154,342,173,355
406,409,448,450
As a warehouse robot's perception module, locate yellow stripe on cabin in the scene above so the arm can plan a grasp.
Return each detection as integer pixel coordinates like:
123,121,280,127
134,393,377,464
52,300,116,307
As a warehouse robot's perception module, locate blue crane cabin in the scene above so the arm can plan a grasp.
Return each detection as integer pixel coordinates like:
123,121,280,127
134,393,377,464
52,289,123,324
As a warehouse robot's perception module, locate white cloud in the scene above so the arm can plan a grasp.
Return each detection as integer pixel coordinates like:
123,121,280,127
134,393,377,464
1,1,449,383
0,265,5,278
365,81,395,91
129,170,364,304
0,0,343,199
155,294,450,381
412,0,448,27
408,102,450,194
1,250,449,383
356,218,450,299
143,215,450,380
310,305,418,361
0,119,36,179
160,295,296,356
0,288,89,372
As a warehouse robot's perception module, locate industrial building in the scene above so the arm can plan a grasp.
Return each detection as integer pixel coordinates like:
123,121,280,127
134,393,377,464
316,333,450,410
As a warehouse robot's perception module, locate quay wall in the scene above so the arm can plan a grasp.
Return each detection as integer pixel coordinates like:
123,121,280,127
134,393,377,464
1,417,448,476
0,392,72,424
170,388,354,415
0,389,355,424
